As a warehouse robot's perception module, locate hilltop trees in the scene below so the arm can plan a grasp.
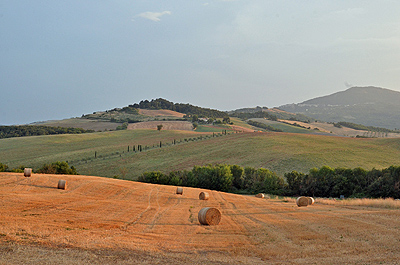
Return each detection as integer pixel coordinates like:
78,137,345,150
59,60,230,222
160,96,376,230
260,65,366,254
131,98,228,118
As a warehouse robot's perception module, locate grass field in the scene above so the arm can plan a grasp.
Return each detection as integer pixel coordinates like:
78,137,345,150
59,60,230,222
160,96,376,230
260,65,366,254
2,129,400,179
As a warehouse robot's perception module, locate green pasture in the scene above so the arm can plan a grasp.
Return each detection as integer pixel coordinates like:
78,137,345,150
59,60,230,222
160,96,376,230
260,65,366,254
2,129,400,180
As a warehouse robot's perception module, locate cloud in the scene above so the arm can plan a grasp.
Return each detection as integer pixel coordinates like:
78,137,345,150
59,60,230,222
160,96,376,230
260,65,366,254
136,11,171,22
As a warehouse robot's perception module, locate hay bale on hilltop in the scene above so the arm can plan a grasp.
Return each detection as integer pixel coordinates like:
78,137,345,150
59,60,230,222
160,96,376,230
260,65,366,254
296,196,309,207
176,187,183,195
58,180,67,190
255,193,265,198
198,207,221,225
24,168,32,177
308,197,315,205
199,192,209,200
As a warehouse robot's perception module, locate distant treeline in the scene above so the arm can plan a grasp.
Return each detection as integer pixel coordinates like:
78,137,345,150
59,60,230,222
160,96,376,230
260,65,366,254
247,120,283,132
0,125,94,139
0,161,78,175
138,164,400,199
129,98,228,118
335,122,397,133
230,111,278,121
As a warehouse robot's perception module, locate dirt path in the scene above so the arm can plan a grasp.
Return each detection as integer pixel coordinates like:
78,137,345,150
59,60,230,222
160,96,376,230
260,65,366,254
1,172,400,264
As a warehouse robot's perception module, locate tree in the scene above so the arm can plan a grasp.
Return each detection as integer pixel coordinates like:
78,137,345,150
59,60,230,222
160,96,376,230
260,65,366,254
0,163,9,172
192,122,198,130
157,124,163,131
192,114,199,122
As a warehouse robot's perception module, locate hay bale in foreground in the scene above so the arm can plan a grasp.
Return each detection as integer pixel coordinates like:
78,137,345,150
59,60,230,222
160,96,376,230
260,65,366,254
198,207,221,225
58,180,67,190
307,197,315,205
199,192,209,200
24,168,32,177
176,187,183,195
255,193,265,198
296,196,309,207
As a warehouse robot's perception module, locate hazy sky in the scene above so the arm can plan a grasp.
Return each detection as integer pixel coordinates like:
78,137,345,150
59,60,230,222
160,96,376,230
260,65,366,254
1,0,400,125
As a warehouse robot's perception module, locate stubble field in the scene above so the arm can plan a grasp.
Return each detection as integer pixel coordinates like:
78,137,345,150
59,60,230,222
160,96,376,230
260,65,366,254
1,172,400,264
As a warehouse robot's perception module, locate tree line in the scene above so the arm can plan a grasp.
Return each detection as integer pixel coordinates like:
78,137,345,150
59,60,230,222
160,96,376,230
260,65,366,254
139,164,400,199
335,121,397,133
230,110,278,121
247,120,283,132
0,125,94,139
129,98,228,118
0,161,78,175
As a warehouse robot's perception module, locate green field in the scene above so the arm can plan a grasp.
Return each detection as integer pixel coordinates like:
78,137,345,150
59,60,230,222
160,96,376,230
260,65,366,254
249,118,313,133
2,128,400,179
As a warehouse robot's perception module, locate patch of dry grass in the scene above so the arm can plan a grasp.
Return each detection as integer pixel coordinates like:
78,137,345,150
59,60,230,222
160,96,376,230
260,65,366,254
316,197,400,209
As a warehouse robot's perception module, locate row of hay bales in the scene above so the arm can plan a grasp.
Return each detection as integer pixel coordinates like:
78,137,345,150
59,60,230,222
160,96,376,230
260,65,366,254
254,192,315,207
296,196,315,207
23,168,67,190
176,187,221,226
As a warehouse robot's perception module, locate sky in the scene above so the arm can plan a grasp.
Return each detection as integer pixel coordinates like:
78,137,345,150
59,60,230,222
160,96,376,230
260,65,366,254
1,0,400,125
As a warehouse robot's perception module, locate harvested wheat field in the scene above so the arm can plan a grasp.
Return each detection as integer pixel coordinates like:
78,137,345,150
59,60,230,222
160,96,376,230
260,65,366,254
127,121,193,131
1,173,400,264
138,109,185,118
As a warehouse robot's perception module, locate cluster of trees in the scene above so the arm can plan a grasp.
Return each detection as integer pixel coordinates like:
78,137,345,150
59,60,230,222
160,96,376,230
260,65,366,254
335,122,396,133
230,111,278,121
138,164,285,194
139,164,400,199
285,165,400,198
129,98,228,118
0,161,78,175
247,120,283,132
0,125,94,139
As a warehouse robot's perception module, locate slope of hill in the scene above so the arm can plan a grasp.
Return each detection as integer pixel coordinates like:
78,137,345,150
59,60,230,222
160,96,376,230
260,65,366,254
280,86,400,130
2,172,400,264
2,129,400,178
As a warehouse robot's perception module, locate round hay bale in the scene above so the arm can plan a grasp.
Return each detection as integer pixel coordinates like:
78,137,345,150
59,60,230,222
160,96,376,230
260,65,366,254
296,196,309,207
198,207,221,225
307,197,315,205
58,180,67,190
24,168,32,177
255,193,265,198
199,192,209,200
176,187,183,195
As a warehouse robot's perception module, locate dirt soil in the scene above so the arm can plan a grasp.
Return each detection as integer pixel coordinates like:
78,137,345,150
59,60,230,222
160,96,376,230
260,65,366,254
281,120,400,138
127,121,193,131
1,172,400,264
138,109,185,118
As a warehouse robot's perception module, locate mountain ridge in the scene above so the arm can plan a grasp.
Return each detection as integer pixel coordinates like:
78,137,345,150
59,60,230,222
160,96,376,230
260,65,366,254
279,86,400,130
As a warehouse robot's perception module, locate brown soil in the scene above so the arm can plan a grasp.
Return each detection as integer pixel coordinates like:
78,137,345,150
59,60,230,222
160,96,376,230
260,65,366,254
127,121,193,131
1,172,400,264
228,125,255,133
138,109,185,118
281,119,400,138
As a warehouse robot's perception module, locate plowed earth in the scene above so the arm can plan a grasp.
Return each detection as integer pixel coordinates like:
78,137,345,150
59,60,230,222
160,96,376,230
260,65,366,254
1,173,400,264
127,121,193,131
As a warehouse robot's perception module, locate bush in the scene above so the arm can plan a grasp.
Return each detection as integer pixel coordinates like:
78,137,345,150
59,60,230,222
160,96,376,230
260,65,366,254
36,161,78,175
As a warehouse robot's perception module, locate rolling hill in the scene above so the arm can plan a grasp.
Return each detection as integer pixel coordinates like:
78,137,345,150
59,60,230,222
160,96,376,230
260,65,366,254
279,86,400,130
2,129,400,179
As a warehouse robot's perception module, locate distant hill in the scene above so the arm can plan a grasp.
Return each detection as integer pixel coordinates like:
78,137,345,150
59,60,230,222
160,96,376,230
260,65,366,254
229,107,314,123
279,86,400,130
